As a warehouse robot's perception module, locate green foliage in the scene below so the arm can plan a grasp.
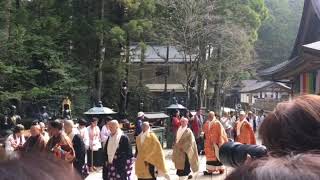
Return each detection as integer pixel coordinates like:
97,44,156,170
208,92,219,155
0,0,158,118
70,0,156,117
255,0,304,68
123,0,156,17
101,57,127,108
0,0,273,117
156,0,267,86
126,85,152,120
217,0,268,42
110,26,126,45
0,0,84,116
24,87,54,100
238,71,253,80
125,19,153,39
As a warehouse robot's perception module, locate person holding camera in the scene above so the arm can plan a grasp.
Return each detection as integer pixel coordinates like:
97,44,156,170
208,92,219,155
218,111,259,168
234,111,256,145
259,94,320,154
225,153,320,180
203,111,228,175
222,95,320,179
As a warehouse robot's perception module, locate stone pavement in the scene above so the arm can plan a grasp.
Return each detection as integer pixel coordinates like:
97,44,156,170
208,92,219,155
86,149,233,180
86,136,261,180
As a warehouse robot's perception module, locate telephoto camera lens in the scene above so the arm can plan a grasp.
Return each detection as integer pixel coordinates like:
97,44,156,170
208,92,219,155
219,142,268,167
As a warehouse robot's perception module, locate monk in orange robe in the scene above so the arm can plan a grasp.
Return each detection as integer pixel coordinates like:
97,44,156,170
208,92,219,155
234,111,256,145
203,111,228,175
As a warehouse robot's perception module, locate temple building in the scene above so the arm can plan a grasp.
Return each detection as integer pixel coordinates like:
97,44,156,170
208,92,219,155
128,43,198,110
259,0,320,95
239,80,291,111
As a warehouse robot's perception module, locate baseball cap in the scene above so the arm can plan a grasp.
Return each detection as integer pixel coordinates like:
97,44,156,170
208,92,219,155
137,112,144,117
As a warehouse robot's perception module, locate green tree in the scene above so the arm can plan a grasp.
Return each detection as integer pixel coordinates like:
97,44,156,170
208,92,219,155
0,0,157,118
0,0,85,116
70,0,156,117
255,0,304,68
155,0,267,111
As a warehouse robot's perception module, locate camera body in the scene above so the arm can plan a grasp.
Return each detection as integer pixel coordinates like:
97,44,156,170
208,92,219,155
219,141,267,167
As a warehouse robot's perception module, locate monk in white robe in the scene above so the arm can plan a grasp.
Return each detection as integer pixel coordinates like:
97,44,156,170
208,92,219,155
103,120,133,180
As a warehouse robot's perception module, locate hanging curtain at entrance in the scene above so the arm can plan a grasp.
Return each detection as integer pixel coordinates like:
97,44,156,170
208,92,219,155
300,72,317,94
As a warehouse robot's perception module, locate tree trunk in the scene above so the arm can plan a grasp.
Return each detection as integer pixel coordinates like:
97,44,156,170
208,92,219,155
197,73,203,109
15,0,20,9
186,82,190,108
4,0,11,42
184,53,190,108
195,56,201,109
125,33,130,81
185,74,190,109
139,45,145,87
196,45,206,109
215,46,222,114
97,0,105,102
164,45,169,92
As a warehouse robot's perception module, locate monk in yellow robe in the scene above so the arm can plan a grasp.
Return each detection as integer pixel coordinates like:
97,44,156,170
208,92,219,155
203,111,228,175
235,111,256,145
172,117,199,180
135,122,170,180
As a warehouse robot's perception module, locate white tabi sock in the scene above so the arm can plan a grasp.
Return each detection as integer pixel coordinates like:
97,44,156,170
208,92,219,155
179,176,188,180
192,171,199,179
164,174,171,180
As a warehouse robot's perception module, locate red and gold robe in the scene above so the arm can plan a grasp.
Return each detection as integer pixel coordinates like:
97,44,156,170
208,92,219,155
46,133,75,163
